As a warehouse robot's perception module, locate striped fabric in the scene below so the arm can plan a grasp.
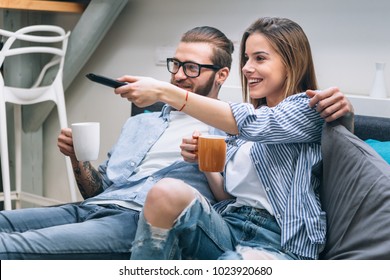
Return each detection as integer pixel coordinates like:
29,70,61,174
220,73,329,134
226,92,325,259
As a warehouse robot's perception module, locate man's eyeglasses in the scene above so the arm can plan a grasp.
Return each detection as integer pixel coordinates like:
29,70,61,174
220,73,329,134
166,58,222,78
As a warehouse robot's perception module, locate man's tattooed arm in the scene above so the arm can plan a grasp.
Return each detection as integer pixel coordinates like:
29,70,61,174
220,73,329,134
72,161,104,199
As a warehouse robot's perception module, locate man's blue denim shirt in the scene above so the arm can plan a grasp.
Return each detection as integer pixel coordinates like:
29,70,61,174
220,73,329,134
82,105,216,207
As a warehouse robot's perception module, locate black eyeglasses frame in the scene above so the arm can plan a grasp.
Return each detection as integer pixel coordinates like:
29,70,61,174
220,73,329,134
166,58,222,78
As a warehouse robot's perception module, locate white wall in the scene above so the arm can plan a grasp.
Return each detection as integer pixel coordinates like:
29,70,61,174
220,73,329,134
43,0,390,201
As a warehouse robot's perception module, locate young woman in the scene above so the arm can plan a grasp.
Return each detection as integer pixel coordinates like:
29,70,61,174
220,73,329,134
116,17,351,260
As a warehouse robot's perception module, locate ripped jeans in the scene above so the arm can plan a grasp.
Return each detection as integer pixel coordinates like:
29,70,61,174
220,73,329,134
130,193,298,260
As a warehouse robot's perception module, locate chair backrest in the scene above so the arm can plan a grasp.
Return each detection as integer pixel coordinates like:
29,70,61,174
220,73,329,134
0,25,70,105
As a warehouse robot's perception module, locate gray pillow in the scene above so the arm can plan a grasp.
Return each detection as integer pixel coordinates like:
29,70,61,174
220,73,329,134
319,122,390,259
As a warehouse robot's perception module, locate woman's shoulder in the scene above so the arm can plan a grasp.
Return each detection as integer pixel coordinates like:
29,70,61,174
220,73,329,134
279,92,322,120
276,92,310,110
283,92,309,103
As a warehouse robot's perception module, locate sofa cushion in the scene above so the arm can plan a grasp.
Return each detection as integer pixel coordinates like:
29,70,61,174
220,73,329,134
131,102,165,116
365,139,390,164
319,121,390,259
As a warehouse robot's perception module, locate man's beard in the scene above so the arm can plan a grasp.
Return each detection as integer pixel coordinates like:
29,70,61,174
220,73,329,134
171,74,216,97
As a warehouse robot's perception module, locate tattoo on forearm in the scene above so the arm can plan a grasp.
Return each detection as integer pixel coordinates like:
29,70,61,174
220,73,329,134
73,161,103,199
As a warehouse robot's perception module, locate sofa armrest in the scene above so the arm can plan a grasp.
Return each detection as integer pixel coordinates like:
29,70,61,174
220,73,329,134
319,121,390,259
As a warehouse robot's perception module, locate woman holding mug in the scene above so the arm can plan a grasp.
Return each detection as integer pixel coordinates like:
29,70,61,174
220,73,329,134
115,17,351,260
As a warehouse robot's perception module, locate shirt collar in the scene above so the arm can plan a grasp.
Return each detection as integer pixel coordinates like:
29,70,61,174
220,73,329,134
160,104,173,122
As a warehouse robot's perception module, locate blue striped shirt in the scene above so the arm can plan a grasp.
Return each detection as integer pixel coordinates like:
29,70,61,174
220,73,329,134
226,92,325,259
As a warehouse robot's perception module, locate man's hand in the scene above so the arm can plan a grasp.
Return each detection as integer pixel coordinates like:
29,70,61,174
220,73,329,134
307,87,354,122
57,128,77,160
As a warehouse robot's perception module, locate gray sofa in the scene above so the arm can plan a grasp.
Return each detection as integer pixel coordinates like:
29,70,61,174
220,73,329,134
319,115,390,259
132,104,390,259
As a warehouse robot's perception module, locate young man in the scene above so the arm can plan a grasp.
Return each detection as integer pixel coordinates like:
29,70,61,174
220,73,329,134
0,26,353,260
0,26,234,260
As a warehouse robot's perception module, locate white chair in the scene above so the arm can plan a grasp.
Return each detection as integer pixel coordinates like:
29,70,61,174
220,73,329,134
0,25,78,210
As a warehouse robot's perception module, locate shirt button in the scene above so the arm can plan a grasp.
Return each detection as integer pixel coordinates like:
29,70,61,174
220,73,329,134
148,140,153,145
265,187,270,192
130,162,135,167
276,214,281,219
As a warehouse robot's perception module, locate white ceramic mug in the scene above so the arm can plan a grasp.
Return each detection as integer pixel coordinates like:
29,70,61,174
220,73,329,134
71,122,100,161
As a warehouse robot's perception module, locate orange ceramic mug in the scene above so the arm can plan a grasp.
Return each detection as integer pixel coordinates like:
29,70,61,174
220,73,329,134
198,135,226,172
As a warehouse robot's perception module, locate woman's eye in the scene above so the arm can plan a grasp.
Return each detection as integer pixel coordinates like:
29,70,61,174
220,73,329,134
256,56,265,62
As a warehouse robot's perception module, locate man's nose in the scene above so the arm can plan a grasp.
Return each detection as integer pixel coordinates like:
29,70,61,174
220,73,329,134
174,66,188,79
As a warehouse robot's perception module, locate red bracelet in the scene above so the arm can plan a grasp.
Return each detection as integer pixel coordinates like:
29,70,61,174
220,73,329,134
178,91,189,111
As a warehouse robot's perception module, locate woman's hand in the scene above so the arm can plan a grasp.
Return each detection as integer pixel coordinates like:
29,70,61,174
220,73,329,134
114,75,172,107
307,87,354,122
181,131,231,201
180,130,201,163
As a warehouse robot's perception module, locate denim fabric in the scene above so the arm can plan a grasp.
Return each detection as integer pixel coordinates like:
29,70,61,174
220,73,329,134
0,204,138,259
87,161,214,206
227,93,325,259
0,105,215,259
130,195,298,260
218,246,292,260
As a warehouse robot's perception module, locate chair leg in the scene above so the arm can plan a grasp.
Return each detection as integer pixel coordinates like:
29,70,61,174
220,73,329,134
56,99,78,202
0,102,12,210
65,156,77,202
14,104,22,209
